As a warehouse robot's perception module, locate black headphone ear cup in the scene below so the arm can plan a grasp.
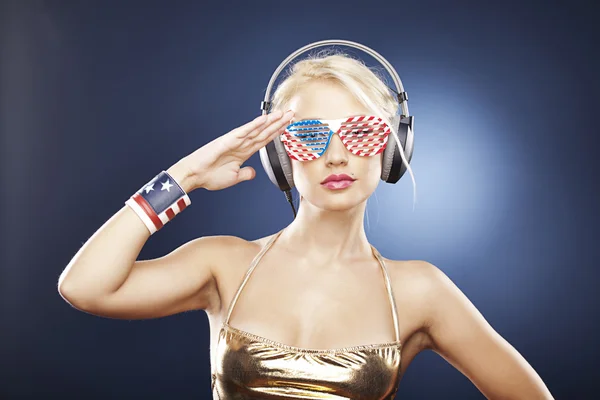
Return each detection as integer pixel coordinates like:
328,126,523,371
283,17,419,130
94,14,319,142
381,116,414,183
400,116,415,178
380,132,397,182
259,136,294,191
275,135,294,188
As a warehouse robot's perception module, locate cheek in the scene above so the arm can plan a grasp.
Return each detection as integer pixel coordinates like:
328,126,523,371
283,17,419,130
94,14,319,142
362,155,383,179
364,157,383,189
290,160,314,187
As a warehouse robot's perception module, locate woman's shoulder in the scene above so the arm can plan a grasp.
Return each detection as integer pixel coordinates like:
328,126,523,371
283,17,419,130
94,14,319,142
194,230,278,262
382,257,449,297
383,257,440,278
382,256,458,320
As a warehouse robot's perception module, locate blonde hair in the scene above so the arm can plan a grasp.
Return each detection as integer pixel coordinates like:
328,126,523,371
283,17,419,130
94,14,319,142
270,48,417,211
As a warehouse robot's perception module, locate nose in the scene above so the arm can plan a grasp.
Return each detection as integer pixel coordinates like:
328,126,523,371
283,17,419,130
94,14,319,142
323,132,349,167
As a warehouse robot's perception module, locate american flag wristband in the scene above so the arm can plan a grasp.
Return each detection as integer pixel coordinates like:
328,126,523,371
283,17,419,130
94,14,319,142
125,170,192,235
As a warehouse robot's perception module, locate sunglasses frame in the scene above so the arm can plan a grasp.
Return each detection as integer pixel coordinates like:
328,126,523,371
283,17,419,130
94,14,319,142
280,115,392,161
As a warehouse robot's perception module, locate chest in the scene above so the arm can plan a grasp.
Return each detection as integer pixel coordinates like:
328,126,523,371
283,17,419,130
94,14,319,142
215,253,400,349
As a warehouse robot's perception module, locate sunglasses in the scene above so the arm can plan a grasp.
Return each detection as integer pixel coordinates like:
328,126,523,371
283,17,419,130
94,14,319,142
280,115,391,161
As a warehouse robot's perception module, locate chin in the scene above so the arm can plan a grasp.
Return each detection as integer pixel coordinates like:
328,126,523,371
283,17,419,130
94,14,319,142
309,185,371,211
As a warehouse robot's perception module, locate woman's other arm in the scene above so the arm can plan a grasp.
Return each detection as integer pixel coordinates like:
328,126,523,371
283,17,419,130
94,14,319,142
416,261,554,399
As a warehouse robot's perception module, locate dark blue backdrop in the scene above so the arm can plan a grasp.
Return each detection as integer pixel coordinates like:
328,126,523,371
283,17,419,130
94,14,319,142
1,0,598,398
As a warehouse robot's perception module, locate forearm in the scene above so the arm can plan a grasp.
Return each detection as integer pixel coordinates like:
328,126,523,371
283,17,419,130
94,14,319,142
57,162,193,305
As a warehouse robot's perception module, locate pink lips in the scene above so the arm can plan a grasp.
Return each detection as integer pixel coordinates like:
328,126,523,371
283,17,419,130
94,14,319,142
320,174,356,190
322,180,354,189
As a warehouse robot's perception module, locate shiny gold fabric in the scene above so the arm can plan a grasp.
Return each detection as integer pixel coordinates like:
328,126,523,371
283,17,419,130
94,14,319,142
211,229,402,399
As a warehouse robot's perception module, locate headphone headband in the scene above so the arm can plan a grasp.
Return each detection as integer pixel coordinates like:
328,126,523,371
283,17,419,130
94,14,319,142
260,39,409,117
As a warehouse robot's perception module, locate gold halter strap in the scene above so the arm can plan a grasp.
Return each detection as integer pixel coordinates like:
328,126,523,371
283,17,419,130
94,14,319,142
224,229,283,325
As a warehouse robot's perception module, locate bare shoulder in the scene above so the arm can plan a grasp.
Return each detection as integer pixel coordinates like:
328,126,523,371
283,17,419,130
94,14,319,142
381,258,454,331
200,231,278,278
197,233,254,257
201,231,276,255
199,231,279,314
382,258,445,292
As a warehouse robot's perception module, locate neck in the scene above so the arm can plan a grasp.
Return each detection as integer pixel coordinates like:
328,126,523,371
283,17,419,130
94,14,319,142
278,199,372,264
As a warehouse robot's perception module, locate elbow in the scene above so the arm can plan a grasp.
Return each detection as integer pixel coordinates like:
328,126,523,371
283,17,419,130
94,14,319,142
57,277,101,312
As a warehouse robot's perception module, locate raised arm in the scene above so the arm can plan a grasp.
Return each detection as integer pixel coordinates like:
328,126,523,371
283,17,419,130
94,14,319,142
57,183,226,319
57,110,294,319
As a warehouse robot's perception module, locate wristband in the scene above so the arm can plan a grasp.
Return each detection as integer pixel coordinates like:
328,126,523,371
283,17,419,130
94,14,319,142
125,170,191,234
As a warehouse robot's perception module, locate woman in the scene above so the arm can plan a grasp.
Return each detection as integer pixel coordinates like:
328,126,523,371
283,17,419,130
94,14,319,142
58,52,554,399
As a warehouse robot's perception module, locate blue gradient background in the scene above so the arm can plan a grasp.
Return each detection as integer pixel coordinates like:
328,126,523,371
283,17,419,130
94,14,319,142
1,0,598,398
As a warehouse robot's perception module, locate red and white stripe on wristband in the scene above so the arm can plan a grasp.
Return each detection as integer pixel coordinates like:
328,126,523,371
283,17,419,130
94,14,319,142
125,170,191,234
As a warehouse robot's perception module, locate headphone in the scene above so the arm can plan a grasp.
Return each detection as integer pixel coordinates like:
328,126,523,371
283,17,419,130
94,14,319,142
258,39,414,217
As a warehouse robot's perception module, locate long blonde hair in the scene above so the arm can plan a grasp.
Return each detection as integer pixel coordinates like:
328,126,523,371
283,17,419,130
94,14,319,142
269,48,417,211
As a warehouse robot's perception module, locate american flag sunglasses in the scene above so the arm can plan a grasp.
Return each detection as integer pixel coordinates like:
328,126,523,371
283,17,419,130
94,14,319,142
280,115,391,161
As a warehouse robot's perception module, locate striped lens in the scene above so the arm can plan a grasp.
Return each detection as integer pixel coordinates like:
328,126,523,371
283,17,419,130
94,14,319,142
281,115,390,161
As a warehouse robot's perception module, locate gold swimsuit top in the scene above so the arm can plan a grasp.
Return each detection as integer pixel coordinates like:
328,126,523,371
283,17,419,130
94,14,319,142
211,229,403,399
